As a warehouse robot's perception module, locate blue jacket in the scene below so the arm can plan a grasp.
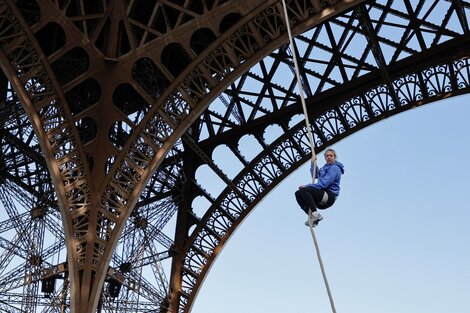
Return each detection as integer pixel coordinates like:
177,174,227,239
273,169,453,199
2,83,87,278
307,161,344,196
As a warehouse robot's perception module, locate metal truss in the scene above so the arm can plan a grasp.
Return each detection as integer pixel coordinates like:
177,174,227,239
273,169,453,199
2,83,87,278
0,0,469,313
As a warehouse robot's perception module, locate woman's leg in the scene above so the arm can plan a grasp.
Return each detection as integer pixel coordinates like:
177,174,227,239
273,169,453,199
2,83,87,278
295,189,308,214
295,186,325,214
317,190,336,210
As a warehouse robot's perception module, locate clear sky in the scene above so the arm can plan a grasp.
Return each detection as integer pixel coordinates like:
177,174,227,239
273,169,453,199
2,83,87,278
191,94,470,313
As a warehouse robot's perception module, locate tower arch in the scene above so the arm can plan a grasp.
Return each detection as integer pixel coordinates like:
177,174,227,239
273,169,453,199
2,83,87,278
0,1,469,313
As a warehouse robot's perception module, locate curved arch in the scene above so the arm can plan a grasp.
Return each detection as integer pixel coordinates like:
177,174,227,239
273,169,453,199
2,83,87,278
161,43,193,78
105,1,364,258
190,28,217,55
193,96,470,313
180,54,470,312
1,1,469,313
96,4,365,311
118,1,470,312
219,12,243,33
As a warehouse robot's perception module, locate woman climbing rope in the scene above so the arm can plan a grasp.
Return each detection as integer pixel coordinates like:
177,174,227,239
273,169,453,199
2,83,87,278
295,148,344,226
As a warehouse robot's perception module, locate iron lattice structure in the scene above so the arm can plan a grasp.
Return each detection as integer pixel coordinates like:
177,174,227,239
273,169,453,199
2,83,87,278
0,0,469,312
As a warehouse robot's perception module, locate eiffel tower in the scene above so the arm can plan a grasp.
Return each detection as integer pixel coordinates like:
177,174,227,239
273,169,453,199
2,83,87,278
0,0,469,312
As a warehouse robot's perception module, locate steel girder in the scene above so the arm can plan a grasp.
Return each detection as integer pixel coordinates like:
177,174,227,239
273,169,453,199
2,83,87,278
0,0,469,313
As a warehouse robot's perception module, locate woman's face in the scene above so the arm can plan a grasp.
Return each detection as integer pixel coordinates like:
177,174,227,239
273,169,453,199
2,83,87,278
324,151,336,164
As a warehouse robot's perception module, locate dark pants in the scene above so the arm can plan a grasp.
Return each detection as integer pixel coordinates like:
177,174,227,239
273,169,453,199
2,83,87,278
295,186,336,215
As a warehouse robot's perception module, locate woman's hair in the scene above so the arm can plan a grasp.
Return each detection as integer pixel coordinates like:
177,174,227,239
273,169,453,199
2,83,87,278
324,148,337,158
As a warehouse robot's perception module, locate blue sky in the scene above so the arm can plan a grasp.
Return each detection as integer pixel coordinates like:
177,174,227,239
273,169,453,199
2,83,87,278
192,94,470,313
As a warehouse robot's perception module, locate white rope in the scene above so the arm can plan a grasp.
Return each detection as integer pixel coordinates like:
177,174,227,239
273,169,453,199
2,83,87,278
280,1,315,160
307,215,337,313
280,1,337,312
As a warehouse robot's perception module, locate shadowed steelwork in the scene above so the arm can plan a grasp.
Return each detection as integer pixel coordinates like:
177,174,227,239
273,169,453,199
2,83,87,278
0,0,469,312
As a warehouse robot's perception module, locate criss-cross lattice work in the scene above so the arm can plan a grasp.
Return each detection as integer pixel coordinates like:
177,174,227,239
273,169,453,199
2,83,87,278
0,0,469,312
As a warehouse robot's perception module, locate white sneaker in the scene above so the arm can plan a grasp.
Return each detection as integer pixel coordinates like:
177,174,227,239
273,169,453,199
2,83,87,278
304,212,323,227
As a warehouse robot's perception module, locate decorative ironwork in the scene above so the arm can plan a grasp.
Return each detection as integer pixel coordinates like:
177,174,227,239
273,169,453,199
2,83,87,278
0,1,469,313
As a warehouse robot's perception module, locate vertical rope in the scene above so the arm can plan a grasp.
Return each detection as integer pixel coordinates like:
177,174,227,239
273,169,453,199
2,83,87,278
280,1,337,312
280,0,315,162
307,215,337,313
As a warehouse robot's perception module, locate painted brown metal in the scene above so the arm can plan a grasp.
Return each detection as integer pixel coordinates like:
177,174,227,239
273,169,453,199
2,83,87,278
0,0,469,312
